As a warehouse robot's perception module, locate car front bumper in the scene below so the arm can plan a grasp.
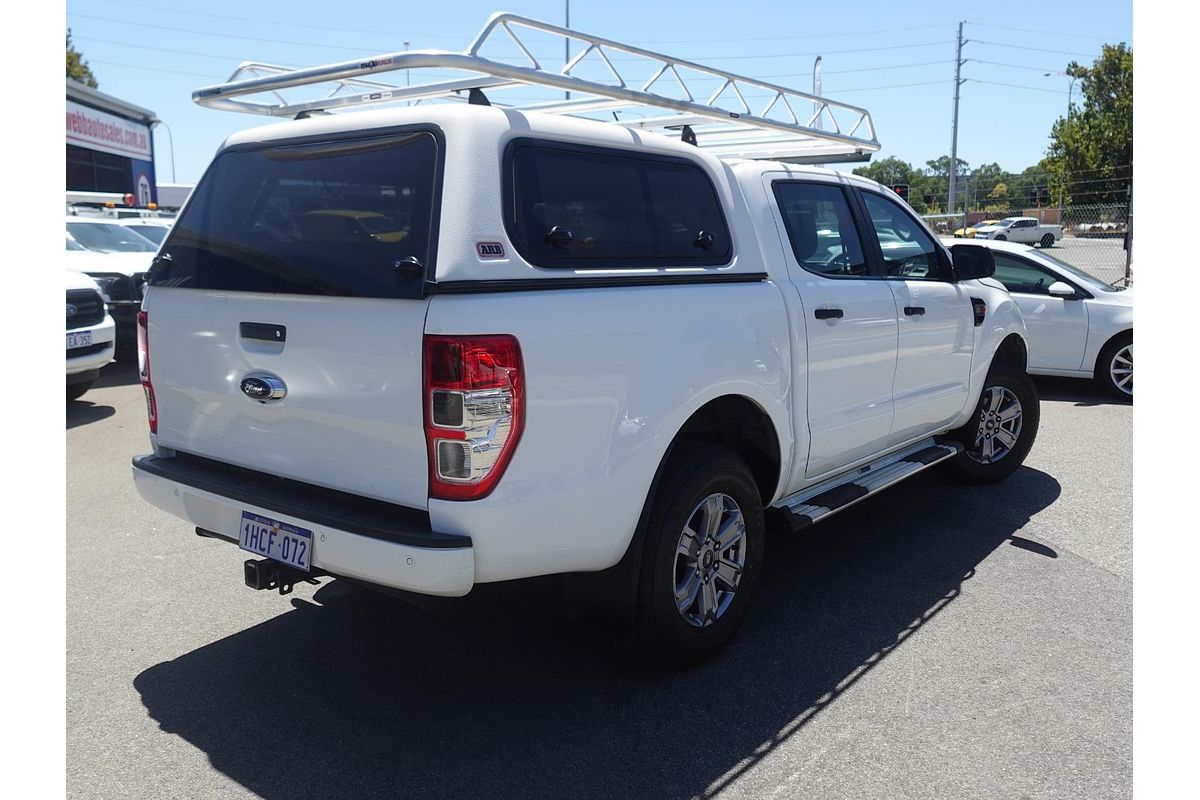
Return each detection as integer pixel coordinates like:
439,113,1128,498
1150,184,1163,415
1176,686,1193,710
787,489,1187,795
67,316,116,377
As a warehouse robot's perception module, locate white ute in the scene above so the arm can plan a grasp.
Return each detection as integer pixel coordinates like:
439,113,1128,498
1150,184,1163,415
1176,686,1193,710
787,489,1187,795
66,269,115,400
131,14,1039,664
973,216,1063,247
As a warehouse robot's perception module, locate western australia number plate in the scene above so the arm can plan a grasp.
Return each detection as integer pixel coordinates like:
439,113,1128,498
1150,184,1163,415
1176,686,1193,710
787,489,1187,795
239,511,312,572
66,331,93,350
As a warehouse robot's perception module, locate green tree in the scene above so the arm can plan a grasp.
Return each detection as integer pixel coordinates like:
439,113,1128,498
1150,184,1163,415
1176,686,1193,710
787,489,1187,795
1044,43,1132,205
67,29,98,88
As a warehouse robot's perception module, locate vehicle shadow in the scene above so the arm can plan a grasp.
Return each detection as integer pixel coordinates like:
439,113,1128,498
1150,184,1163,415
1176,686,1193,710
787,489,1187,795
66,400,115,429
95,361,140,389
135,466,1060,800
1032,375,1130,407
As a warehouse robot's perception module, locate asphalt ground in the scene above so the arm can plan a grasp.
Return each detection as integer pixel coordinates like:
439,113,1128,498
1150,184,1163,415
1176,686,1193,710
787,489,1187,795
66,364,1131,800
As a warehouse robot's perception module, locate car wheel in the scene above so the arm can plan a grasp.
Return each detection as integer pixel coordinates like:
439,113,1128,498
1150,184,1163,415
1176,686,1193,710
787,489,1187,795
67,381,93,402
632,442,765,667
994,234,1007,241
1096,332,1133,399
1040,233,1055,248
943,363,1040,484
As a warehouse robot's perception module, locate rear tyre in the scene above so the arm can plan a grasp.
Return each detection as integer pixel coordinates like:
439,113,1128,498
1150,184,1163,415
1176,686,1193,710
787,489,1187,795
632,442,765,667
1096,332,1133,399
1040,233,1055,248
943,363,1039,484
66,381,93,402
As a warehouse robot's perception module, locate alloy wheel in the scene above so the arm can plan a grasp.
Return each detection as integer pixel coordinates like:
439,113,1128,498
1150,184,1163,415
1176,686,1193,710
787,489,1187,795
673,493,747,628
967,386,1024,464
1109,343,1133,396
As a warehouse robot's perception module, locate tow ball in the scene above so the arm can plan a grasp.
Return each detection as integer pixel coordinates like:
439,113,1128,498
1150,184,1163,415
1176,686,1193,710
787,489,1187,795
243,558,320,595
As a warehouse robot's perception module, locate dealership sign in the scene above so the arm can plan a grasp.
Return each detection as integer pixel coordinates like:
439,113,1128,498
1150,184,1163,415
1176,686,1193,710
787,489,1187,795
66,100,152,160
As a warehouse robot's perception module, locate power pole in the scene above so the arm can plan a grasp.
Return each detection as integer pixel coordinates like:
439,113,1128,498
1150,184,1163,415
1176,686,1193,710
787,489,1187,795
948,21,967,222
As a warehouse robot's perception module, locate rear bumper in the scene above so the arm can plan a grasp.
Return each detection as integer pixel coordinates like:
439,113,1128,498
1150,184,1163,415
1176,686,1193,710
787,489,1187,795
131,454,475,596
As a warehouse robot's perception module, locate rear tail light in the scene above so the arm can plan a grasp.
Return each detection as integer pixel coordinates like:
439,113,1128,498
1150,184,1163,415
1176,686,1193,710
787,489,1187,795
423,334,524,501
136,310,157,433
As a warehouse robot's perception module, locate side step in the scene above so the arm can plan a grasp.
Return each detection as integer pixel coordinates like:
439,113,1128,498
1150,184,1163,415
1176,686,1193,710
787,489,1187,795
773,438,963,533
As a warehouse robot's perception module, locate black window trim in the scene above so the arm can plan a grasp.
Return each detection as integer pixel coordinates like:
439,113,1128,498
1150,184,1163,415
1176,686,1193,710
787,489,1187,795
855,186,955,283
502,137,735,270
992,250,1094,300
770,178,882,281
153,123,447,300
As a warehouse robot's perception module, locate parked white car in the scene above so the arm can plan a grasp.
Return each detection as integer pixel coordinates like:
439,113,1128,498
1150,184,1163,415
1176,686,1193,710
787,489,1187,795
66,269,116,401
943,238,1132,397
973,217,1063,248
114,217,173,245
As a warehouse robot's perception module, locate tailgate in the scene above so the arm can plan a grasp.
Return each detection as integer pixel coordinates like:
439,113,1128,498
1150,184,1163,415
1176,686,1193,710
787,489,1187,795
144,128,443,508
149,289,430,507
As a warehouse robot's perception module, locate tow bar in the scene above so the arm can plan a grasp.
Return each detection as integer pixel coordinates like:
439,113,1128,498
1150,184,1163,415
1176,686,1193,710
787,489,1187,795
243,558,321,595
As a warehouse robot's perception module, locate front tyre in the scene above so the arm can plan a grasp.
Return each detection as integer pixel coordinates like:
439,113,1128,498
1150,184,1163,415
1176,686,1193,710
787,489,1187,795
634,443,765,667
1096,332,1133,399
994,234,1008,241
943,364,1040,484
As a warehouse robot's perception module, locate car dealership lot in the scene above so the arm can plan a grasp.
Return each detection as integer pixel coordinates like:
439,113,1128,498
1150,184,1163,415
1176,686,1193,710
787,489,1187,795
67,365,1130,800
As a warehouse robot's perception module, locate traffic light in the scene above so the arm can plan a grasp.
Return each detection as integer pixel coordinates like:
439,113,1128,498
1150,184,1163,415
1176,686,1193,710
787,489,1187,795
1029,187,1038,205
891,184,909,202
1039,187,1051,205
923,192,934,206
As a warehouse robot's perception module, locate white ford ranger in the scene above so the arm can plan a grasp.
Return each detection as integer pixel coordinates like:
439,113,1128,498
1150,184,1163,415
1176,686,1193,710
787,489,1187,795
131,14,1038,664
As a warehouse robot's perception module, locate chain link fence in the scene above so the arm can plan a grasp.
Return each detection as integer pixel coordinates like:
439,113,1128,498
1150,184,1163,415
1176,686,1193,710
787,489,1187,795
924,201,1132,286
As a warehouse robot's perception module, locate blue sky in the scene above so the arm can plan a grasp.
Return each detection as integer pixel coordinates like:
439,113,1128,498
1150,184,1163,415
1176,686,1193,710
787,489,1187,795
65,0,1131,185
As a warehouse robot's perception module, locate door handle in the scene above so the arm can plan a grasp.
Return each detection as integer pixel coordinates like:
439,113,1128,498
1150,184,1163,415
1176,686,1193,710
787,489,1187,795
904,306,926,316
814,308,844,320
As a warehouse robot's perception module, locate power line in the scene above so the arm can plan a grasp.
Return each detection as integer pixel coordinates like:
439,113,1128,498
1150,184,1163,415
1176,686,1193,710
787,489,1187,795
70,12,954,64
68,12,392,54
966,22,1126,42
971,39,1101,59
84,0,954,45
87,59,224,80
74,34,281,65
834,79,952,94
970,78,1068,95
74,0,468,41
973,58,1063,74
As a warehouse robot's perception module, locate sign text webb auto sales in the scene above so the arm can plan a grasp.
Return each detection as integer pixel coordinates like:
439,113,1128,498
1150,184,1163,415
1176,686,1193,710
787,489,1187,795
66,100,152,161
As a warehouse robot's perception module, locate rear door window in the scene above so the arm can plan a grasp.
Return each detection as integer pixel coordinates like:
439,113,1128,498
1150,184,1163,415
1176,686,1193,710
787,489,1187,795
506,141,731,268
771,182,868,277
150,130,441,298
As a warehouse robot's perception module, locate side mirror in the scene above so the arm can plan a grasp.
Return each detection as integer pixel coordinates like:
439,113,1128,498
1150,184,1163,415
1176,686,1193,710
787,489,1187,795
1048,281,1077,299
950,244,995,281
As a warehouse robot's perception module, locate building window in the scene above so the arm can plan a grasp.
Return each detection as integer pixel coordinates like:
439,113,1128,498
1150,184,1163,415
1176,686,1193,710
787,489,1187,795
67,145,129,194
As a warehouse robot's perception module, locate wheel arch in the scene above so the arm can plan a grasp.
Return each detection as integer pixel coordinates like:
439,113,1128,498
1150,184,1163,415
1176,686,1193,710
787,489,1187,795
668,394,783,507
993,332,1029,372
1093,327,1133,379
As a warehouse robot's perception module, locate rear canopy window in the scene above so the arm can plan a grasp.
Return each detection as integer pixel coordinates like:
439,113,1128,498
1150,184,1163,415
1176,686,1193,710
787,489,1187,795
150,131,440,298
507,142,731,268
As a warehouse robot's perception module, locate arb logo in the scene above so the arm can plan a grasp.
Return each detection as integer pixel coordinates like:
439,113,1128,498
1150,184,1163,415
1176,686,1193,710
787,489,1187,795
477,241,506,259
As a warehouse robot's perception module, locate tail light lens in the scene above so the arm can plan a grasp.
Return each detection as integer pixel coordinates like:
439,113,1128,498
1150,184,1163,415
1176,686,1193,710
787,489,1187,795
136,310,157,433
423,334,524,501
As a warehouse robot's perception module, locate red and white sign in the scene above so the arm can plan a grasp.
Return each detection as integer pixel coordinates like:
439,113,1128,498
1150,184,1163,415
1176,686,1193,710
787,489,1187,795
66,99,152,160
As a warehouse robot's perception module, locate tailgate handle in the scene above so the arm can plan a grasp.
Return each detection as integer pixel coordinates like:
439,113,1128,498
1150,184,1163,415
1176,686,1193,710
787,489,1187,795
240,322,286,343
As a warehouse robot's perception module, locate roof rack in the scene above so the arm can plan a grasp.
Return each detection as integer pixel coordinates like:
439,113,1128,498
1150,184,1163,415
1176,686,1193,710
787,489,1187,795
193,12,879,164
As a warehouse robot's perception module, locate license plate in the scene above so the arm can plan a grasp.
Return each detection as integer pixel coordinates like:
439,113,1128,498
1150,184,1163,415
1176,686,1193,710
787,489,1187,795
238,512,312,572
66,331,93,350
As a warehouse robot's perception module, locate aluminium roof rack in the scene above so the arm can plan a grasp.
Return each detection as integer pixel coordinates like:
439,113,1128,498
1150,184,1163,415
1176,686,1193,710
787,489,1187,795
193,12,880,164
